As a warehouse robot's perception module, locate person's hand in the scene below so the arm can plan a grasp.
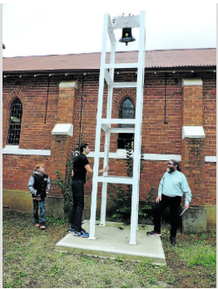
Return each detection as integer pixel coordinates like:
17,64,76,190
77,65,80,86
46,190,49,195
104,166,109,172
184,204,189,210
156,196,162,203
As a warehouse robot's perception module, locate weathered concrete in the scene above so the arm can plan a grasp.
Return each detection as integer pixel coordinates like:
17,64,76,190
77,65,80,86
46,195,64,218
3,190,33,213
55,220,166,265
205,205,216,230
182,206,207,234
3,190,64,217
3,190,215,231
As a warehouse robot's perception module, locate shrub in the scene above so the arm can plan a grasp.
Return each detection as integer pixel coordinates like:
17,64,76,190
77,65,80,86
108,145,154,224
51,128,85,220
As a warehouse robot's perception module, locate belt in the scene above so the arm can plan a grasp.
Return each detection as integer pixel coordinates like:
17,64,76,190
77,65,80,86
163,194,179,198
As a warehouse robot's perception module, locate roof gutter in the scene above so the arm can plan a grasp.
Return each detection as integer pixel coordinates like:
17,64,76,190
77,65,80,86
3,66,216,77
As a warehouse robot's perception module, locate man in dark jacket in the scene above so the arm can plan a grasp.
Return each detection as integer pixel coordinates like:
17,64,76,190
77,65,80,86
28,163,50,229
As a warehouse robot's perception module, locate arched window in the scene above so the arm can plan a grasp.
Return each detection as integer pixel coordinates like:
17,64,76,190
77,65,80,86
7,98,23,145
117,98,135,149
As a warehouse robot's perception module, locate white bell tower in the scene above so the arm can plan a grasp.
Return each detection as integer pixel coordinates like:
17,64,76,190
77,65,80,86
89,11,146,245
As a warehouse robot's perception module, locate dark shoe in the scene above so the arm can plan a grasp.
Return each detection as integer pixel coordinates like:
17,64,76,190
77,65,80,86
147,230,161,237
170,236,177,246
80,229,89,238
40,222,46,230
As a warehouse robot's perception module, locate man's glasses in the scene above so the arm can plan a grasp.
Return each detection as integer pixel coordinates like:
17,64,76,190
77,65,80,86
167,162,174,166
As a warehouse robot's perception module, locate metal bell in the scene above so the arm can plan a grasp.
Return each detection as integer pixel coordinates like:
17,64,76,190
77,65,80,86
119,27,135,46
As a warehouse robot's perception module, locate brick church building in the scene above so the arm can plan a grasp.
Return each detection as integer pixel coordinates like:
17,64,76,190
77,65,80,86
3,48,216,229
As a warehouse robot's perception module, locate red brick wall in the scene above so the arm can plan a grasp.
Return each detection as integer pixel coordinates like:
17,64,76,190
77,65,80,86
181,73,216,150
143,73,182,154
182,84,203,125
202,73,216,156
3,71,216,207
181,138,205,206
3,76,59,149
204,162,216,206
3,154,50,190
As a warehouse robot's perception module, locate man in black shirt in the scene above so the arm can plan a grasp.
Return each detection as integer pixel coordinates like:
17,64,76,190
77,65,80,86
70,143,109,237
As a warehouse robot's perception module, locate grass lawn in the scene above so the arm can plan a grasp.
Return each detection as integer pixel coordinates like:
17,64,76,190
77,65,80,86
2,209,216,288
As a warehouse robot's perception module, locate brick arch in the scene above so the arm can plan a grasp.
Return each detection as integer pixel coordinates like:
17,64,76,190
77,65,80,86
3,88,27,108
3,89,27,147
112,88,136,118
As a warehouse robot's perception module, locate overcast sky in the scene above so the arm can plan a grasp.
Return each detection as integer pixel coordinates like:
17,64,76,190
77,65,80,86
2,1,217,58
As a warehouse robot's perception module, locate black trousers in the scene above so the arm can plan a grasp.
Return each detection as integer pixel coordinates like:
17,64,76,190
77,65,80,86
153,194,181,237
70,179,84,232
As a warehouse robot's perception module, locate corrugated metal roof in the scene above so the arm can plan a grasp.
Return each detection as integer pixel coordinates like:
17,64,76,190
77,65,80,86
3,48,216,73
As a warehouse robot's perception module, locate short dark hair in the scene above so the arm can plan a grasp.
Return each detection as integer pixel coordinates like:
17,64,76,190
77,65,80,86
79,143,89,153
170,159,181,171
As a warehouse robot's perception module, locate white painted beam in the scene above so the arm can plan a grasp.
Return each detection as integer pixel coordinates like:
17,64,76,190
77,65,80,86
109,127,135,133
104,69,112,86
112,82,137,88
112,15,140,29
105,63,139,69
101,118,136,125
89,13,109,240
107,14,116,43
101,124,110,132
97,175,134,185
129,10,146,245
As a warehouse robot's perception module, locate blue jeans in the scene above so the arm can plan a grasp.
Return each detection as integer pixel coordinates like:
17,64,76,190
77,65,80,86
33,200,45,223
70,180,84,232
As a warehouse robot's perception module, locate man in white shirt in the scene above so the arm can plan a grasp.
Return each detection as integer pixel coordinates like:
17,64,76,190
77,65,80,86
147,159,192,245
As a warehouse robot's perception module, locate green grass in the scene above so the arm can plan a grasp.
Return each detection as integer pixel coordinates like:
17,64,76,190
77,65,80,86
188,252,216,268
3,210,216,288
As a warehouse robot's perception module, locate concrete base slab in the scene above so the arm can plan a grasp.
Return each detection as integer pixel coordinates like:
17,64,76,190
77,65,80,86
56,220,166,265
182,206,207,234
